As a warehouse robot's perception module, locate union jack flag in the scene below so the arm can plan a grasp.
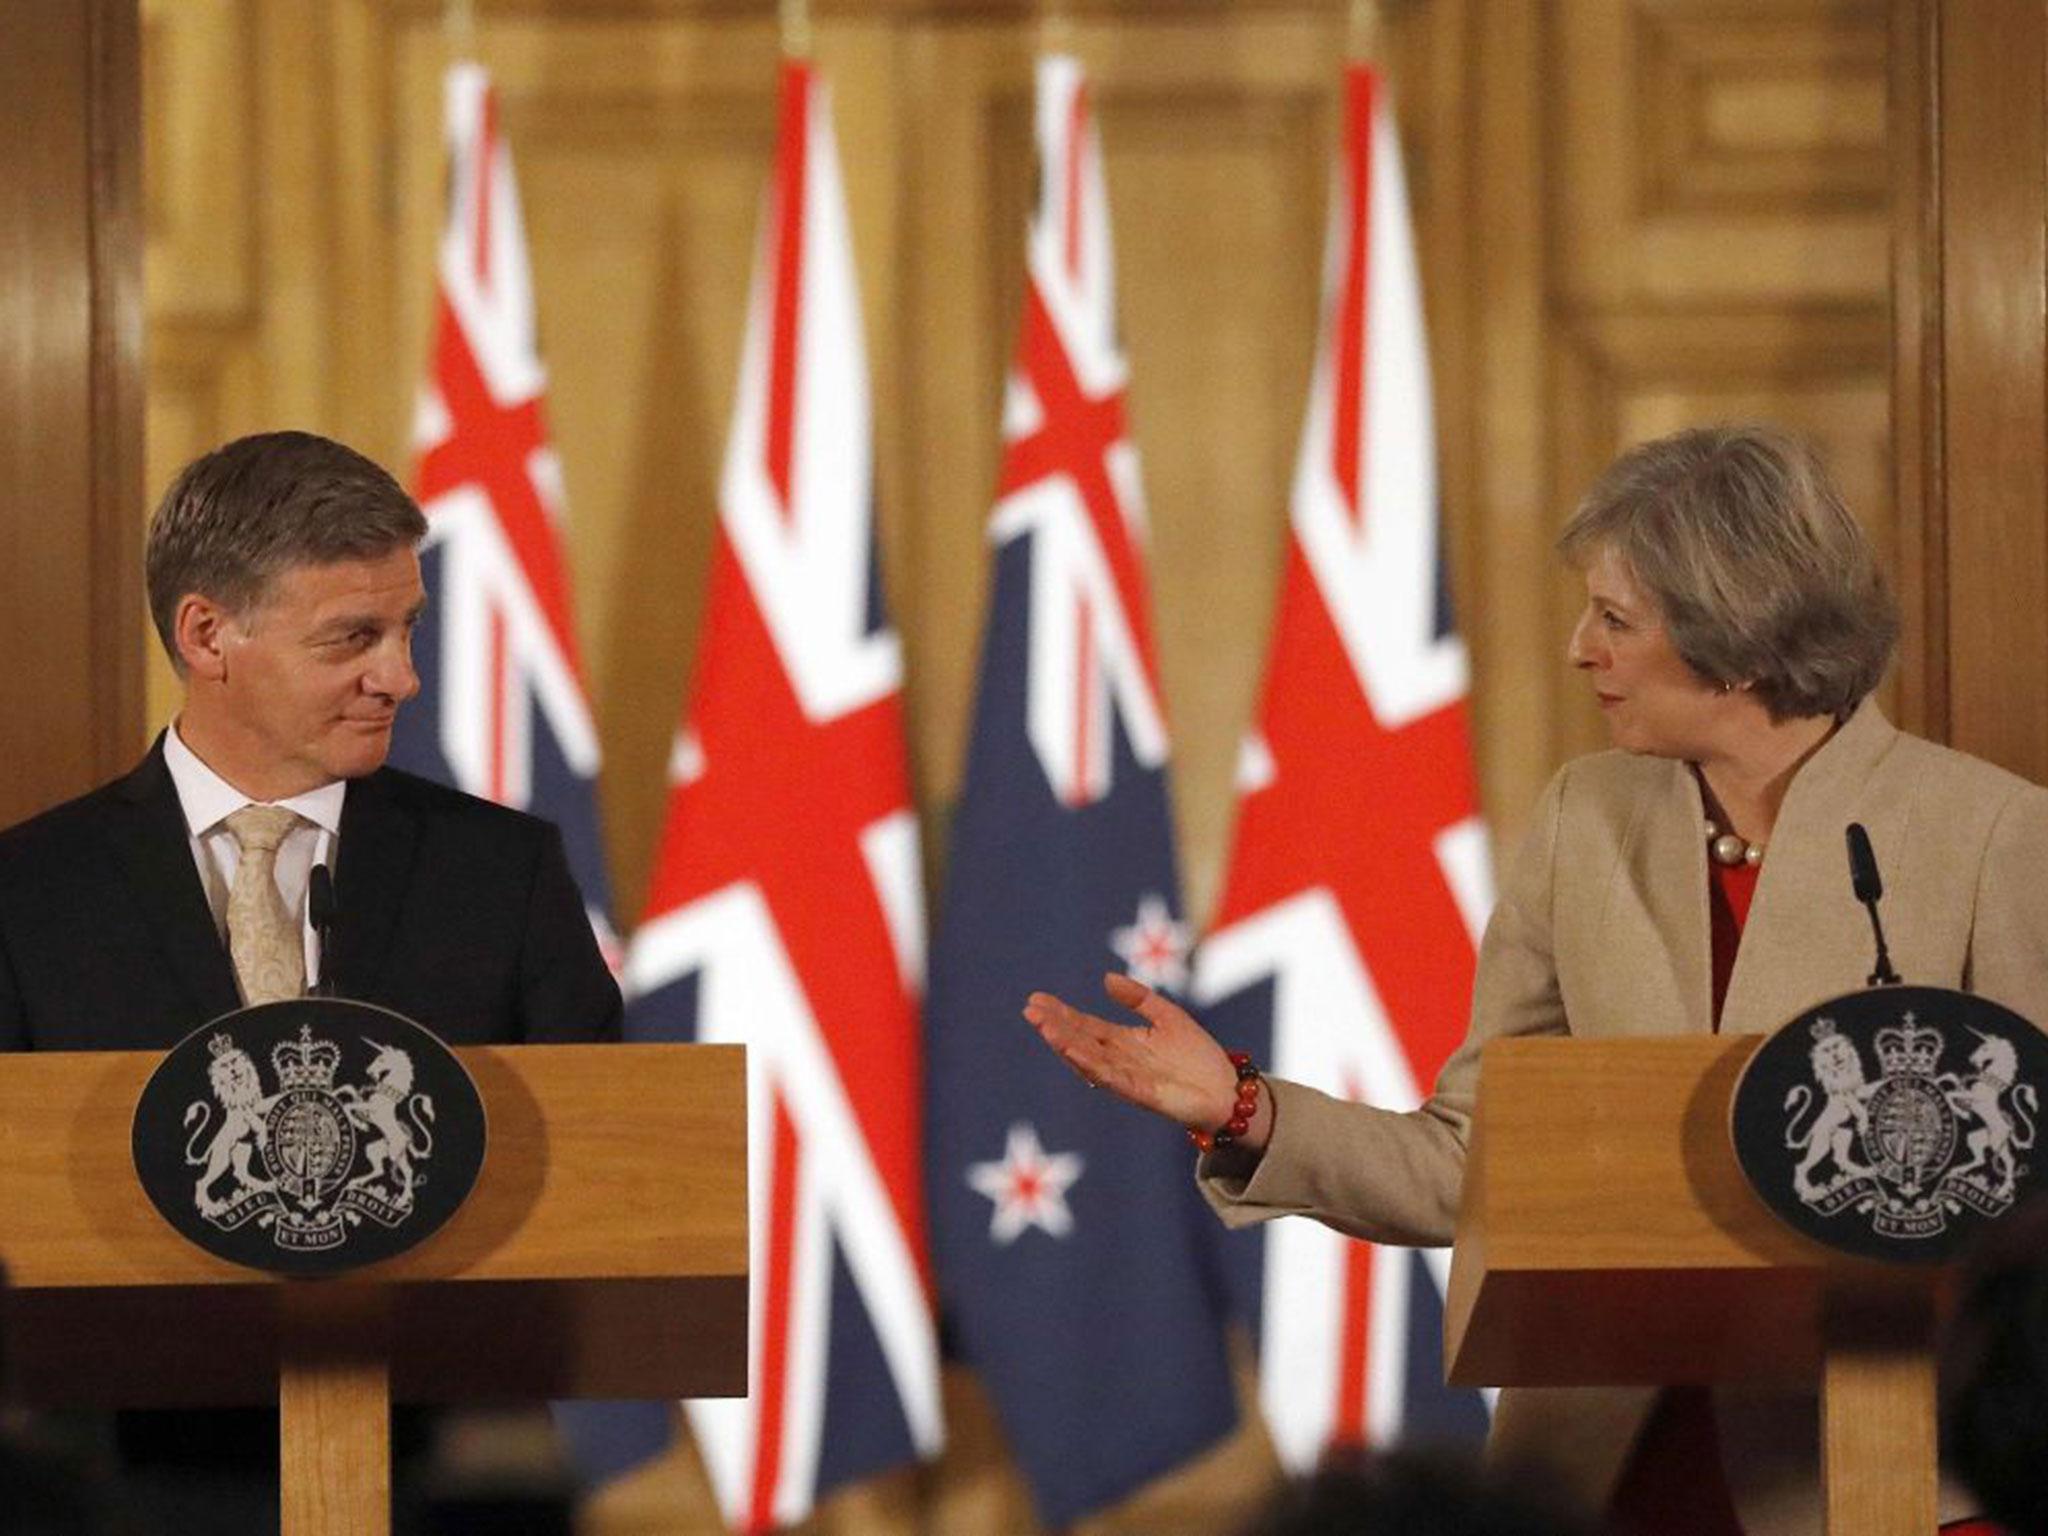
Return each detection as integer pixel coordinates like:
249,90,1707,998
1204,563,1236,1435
620,61,942,1531
389,61,618,958
923,54,1237,1528
1193,62,1494,1469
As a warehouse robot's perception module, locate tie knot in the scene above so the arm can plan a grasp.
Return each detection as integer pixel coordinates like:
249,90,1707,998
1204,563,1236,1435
226,804,300,858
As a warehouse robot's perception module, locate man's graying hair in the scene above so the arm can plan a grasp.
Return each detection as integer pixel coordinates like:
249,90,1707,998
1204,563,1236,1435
146,431,427,670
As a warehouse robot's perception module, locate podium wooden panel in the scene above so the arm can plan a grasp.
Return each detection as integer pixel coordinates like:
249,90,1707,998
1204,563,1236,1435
0,1043,749,1536
1447,1036,1946,1536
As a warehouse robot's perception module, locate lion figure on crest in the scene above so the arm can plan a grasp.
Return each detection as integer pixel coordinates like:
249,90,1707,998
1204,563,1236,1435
185,1036,276,1217
338,1041,434,1209
1783,1027,1878,1198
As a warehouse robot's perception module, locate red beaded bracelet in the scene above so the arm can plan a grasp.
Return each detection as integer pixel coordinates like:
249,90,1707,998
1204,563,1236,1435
1188,1051,1261,1153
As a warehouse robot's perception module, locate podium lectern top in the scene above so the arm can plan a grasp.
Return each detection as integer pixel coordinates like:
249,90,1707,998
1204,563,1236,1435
1446,1035,1943,1391
0,1042,747,1407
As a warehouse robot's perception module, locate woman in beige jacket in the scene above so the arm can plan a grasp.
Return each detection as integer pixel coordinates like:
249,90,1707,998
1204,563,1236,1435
1025,424,2048,1536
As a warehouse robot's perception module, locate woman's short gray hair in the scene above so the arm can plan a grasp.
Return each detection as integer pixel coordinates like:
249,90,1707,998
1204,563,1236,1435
1556,424,1898,721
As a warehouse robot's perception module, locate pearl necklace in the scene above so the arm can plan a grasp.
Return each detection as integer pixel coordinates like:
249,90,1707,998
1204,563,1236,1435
1706,821,1764,868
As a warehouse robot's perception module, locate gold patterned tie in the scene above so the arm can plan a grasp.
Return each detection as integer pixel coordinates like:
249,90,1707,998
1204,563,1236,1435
224,804,306,1006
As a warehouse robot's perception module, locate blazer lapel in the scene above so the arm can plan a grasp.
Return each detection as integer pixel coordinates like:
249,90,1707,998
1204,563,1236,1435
332,771,419,999
1625,761,1716,1038
107,740,242,1022
1722,700,1901,1036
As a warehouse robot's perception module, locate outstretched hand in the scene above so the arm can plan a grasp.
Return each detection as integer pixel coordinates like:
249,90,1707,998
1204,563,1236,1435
1023,974,1244,1136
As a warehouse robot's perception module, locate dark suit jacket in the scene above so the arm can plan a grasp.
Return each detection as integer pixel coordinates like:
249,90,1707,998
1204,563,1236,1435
0,740,621,1516
0,738,621,1051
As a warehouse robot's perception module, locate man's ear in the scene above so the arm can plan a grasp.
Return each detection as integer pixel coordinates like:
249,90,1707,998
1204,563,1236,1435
173,594,235,683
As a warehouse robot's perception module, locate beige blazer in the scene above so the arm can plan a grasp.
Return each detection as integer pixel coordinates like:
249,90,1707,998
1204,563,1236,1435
1200,701,2048,1533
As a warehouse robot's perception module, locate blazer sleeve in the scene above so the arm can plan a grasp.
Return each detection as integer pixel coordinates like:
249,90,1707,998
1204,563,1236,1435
1965,777,2048,1029
516,825,624,1044
1196,762,1573,1249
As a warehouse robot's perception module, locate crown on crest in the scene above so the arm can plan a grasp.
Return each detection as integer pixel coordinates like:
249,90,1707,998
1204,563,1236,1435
272,1024,341,1091
208,1032,237,1059
1876,1012,1942,1078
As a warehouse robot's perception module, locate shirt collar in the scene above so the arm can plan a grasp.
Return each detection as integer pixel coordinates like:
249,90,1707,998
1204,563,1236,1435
163,722,347,839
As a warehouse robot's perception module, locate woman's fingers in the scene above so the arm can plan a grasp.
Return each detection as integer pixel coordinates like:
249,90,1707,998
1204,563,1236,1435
1024,991,1111,1050
1023,993,1107,1071
1023,980,1241,1131
1023,991,1163,1107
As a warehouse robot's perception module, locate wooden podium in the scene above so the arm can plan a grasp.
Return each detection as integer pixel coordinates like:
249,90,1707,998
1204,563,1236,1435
1446,1036,1950,1536
0,1043,748,1536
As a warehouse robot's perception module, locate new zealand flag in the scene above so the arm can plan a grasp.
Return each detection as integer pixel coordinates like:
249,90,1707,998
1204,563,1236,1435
388,60,618,963
922,53,1239,1531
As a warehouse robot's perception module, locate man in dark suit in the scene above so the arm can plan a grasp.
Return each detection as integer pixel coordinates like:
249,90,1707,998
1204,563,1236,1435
0,429,620,1048
0,430,621,1531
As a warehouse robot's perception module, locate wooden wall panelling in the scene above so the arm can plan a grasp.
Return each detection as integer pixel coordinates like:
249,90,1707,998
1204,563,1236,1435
1526,0,1892,811
1554,0,1889,307
1886,0,1941,740
142,0,400,730
1461,0,1555,852
330,0,411,457
255,1,354,434
142,0,255,321
0,0,144,825
1408,0,1487,824
1929,2,2048,779
142,0,260,727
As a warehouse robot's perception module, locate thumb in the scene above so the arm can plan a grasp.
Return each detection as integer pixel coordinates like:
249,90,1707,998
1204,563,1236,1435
1104,972,1192,1032
1103,972,1151,1012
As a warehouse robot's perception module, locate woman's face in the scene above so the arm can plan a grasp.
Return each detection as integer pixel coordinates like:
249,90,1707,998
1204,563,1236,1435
1567,547,1725,758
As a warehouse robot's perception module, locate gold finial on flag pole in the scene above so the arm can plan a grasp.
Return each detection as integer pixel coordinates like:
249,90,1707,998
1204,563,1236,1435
445,0,477,60
781,0,813,61
1347,0,1384,64
1041,0,1075,59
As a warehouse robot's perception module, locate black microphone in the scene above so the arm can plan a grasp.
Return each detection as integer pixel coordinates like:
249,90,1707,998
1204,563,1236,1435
1845,823,1901,987
308,863,339,997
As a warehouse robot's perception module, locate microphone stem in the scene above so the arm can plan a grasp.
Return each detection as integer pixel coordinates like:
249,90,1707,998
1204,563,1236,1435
1863,900,1900,987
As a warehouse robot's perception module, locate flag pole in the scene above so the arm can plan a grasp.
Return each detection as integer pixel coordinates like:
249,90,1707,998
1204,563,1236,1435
1041,0,1074,61
444,0,476,62
1347,0,1383,63
781,0,812,62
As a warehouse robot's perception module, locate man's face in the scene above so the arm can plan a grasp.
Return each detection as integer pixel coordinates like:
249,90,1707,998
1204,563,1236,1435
210,548,427,796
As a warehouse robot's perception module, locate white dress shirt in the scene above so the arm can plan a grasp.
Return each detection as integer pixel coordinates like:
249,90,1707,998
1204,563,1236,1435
162,723,346,991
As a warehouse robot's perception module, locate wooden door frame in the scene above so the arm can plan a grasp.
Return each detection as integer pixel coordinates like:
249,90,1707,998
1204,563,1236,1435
1892,0,2048,778
0,0,144,826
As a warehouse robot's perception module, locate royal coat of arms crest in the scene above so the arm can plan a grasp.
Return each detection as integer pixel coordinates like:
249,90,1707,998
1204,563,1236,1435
1733,986,2048,1262
134,998,486,1276
186,1024,436,1250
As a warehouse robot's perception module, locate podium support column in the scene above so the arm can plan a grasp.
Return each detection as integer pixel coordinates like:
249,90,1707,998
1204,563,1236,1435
279,1284,391,1536
1820,1291,1937,1536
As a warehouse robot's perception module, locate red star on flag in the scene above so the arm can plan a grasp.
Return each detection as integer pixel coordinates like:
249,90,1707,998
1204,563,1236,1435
1110,892,1192,991
966,1122,1086,1245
